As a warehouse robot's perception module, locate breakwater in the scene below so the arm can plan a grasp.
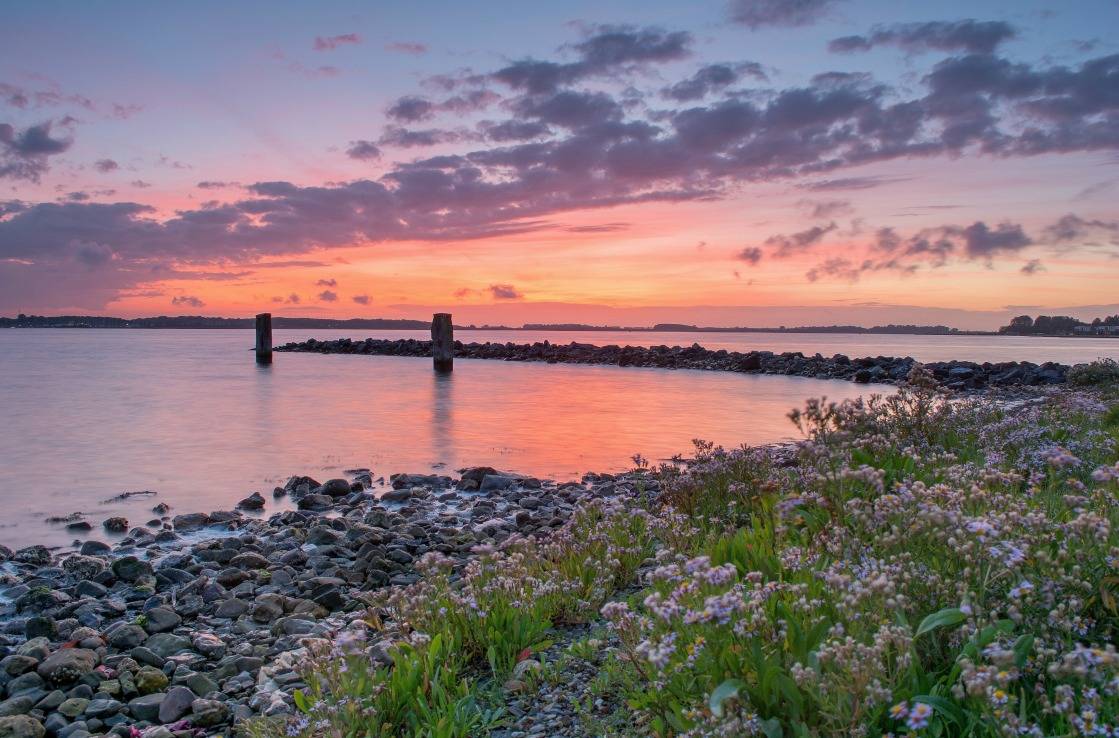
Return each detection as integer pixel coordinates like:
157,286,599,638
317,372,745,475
276,337,1071,389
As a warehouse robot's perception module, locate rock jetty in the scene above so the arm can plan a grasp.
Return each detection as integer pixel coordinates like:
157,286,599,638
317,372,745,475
276,337,1071,390
0,467,650,737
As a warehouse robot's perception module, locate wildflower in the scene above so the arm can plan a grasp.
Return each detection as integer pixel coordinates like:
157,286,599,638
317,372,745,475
889,701,909,719
906,702,933,730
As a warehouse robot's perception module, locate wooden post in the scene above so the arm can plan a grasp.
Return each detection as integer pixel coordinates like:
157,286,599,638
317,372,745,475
432,313,453,372
255,313,272,364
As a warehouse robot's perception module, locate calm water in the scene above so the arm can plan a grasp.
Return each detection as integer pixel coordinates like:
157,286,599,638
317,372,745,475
1,328,1112,549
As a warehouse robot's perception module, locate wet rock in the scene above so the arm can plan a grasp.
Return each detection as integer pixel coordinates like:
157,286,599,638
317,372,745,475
108,624,147,649
78,541,110,556
297,494,333,511
12,547,50,567
36,650,98,686
142,607,181,633
127,693,164,722
157,687,194,724
236,492,265,510
189,698,230,728
171,513,209,531
143,633,190,659
102,517,128,533
110,556,152,583
318,479,352,497
0,696,34,718
83,698,122,719
0,715,45,738
134,666,168,695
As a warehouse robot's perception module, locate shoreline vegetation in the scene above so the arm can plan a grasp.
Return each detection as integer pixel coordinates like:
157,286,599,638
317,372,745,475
0,364,1116,737
4,313,1119,337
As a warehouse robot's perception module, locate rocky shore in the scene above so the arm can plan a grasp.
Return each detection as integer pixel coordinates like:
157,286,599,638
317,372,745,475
0,466,653,738
275,337,1071,390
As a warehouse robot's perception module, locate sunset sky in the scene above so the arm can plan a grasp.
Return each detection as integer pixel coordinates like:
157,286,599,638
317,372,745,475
1,0,1117,329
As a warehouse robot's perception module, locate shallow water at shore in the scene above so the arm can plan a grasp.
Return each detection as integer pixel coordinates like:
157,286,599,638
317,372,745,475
0,329,889,549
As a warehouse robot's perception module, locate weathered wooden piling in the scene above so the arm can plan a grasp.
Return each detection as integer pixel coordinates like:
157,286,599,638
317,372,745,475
432,313,453,372
255,312,272,364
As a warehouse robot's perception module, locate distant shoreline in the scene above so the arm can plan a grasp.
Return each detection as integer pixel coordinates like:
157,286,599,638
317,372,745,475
3,315,1117,338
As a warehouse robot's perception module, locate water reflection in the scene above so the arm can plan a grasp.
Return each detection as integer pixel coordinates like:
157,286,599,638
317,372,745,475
0,329,883,548
431,369,455,467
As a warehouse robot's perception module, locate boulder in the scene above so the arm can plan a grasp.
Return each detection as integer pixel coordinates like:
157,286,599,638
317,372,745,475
111,556,152,582
236,492,265,510
0,716,44,738
171,513,209,531
127,693,165,722
144,633,191,659
318,479,352,497
143,607,181,633
36,649,97,686
157,686,195,724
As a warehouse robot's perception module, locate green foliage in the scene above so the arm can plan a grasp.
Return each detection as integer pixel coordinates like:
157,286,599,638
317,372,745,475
255,382,1119,738
1069,358,1119,386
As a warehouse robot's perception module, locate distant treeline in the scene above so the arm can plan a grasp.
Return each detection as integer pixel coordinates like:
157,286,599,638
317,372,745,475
0,314,436,330
523,323,968,335
4,314,984,335
1000,314,1119,336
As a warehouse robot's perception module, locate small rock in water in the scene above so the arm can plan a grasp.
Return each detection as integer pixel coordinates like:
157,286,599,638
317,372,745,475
236,491,265,510
102,517,128,533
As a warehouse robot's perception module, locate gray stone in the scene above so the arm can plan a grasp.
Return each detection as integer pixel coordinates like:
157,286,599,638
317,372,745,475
126,693,164,722
189,698,230,728
0,716,45,738
56,698,89,718
82,698,122,718
143,633,190,659
0,697,33,717
157,686,194,724
110,556,152,582
108,624,147,649
142,607,181,633
171,513,209,531
214,598,249,618
36,650,98,686
318,479,352,497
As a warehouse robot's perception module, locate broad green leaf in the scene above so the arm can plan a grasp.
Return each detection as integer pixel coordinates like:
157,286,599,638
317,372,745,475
915,607,968,638
292,689,308,713
761,717,783,738
912,694,965,726
709,678,746,718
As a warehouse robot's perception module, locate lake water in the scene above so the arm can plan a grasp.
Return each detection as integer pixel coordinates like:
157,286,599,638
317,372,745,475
1,329,1113,549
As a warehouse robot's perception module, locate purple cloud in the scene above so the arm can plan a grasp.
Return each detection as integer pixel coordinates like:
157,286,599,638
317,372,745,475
0,121,72,181
737,246,763,264
728,0,844,29
171,295,205,308
386,42,427,55
94,158,119,173
488,283,523,300
346,140,382,160
317,289,338,302
352,294,370,304
663,62,767,101
314,34,361,52
316,278,337,287
765,222,838,257
830,20,1017,55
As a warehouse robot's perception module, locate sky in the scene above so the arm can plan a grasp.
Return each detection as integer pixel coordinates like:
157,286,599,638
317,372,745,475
1,0,1117,329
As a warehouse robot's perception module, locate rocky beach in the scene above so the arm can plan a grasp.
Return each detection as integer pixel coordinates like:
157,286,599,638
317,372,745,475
275,337,1073,390
0,463,673,738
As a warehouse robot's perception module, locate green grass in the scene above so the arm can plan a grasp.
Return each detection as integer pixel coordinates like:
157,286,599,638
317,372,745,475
252,377,1119,738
